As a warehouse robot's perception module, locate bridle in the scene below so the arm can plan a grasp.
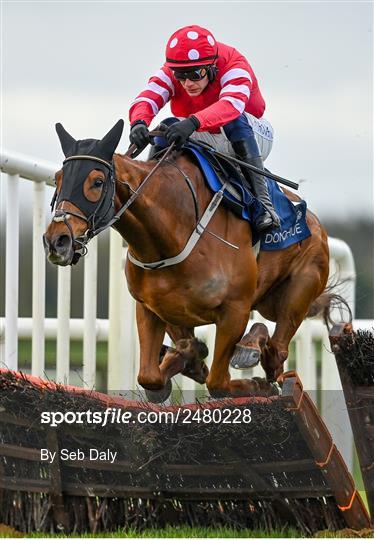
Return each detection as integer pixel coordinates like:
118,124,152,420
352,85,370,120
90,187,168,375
51,154,116,263
50,132,176,265
50,130,233,269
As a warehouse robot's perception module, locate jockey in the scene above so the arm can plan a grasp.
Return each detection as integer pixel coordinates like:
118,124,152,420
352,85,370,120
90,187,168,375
129,25,280,232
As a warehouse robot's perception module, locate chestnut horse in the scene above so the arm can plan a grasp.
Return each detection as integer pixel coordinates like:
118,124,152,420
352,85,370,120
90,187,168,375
43,120,330,400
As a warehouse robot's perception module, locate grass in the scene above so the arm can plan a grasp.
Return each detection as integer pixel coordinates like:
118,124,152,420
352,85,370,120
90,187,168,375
18,339,108,371
24,525,303,538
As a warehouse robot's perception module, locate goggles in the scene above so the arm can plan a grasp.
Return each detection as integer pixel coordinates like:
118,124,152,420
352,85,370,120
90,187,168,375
173,67,209,81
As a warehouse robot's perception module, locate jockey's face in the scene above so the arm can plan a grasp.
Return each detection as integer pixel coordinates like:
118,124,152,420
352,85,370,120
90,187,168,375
180,75,209,97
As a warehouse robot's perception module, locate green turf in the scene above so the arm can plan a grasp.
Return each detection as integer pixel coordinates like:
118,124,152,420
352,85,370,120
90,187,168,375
18,339,108,370
24,525,303,538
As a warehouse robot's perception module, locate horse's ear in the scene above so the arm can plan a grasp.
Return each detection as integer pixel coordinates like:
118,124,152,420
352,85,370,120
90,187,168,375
55,123,76,157
98,119,124,159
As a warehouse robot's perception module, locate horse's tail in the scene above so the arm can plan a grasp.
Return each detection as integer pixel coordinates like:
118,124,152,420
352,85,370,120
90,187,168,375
306,278,353,330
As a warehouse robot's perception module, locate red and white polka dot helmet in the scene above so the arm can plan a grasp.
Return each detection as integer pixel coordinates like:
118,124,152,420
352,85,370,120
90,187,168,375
165,25,218,68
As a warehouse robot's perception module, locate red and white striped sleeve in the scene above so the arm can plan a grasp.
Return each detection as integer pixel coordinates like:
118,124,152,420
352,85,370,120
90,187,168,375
194,61,254,132
129,67,175,126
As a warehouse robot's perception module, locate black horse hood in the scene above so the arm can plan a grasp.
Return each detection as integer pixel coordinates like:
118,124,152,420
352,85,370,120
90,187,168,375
55,120,124,161
52,120,124,231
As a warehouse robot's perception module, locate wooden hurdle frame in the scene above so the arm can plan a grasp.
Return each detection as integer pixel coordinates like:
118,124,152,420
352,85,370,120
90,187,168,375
330,323,374,523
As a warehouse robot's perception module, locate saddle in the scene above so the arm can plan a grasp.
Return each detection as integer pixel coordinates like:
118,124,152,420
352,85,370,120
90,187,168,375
183,140,260,220
153,140,312,251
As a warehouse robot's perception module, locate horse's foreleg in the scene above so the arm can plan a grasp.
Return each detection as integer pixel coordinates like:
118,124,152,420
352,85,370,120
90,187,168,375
163,325,209,384
136,302,166,391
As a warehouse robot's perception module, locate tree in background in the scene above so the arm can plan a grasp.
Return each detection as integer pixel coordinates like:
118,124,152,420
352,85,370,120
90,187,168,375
325,219,373,319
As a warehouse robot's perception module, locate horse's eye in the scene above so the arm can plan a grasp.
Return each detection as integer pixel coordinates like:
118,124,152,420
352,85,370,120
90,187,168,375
93,178,104,188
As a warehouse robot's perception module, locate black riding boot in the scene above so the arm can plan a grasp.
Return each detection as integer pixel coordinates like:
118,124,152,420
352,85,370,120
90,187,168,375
232,139,280,232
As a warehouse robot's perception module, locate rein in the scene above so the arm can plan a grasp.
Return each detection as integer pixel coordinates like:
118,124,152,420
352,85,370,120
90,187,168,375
52,129,231,268
111,131,177,227
124,132,233,270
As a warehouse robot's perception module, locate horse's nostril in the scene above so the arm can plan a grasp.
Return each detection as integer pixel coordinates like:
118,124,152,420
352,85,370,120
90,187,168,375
42,234,50,249
55,234,71,250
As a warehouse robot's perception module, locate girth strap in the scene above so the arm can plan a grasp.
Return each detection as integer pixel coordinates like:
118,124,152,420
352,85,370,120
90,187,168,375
127,181,228,270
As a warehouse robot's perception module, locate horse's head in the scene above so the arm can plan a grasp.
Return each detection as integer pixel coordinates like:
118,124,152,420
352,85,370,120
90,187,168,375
43,120,124,266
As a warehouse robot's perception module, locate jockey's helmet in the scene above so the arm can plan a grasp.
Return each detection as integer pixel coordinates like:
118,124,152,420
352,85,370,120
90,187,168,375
164,25,218,68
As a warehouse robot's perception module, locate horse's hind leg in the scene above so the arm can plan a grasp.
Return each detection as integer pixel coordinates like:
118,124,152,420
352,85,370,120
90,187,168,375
206,306,277,397
160,325,209,385
260,271,325,382
230,322,269,369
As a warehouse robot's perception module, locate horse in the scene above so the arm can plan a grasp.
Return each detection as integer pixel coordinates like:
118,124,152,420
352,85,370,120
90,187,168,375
43,119,331,401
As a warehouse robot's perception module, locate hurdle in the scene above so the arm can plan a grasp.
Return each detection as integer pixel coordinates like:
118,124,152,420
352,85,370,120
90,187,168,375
0,368,369,534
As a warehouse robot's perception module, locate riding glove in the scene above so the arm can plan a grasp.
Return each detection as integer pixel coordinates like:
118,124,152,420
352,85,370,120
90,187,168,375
165,117,200,149
130,120,151,151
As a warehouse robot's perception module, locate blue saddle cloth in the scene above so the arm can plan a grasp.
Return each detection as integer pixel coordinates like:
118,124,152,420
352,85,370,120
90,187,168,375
184,142,311,251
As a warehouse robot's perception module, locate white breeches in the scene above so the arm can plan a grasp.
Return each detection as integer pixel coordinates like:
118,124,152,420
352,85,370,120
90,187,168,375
190,113,274,161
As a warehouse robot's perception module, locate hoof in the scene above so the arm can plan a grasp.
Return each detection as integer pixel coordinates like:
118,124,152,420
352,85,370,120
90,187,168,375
230,346,261,370
270,381,282,396
144,379,172,404
196,340,209,360
252,377,282,397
